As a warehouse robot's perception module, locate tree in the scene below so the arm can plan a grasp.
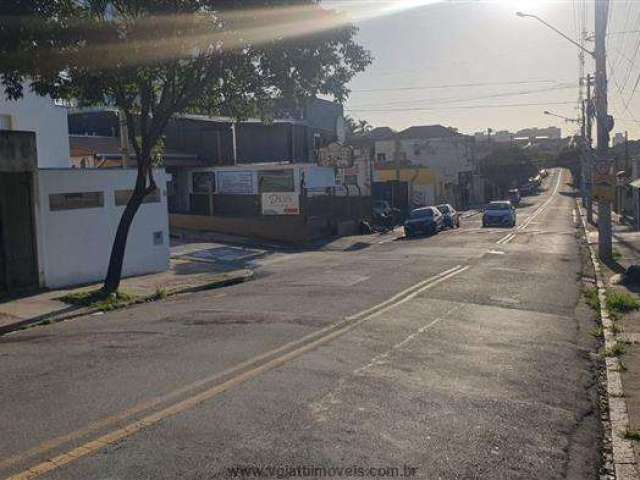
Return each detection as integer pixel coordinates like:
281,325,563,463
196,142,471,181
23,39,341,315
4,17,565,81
479,144,537,195
1,0,371,295
355,119,372,135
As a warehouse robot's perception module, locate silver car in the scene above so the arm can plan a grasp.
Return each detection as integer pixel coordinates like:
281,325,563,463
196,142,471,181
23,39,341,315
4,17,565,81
482,201,516,228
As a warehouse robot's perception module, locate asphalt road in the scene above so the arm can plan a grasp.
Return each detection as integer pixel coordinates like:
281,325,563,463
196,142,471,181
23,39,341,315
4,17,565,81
0,169,602,480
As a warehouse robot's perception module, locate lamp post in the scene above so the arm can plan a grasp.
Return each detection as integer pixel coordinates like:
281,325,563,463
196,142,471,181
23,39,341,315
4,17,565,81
517,5,612,260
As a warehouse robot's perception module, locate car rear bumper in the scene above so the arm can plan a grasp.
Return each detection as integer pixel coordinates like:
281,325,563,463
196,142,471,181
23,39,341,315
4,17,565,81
483,216,513,226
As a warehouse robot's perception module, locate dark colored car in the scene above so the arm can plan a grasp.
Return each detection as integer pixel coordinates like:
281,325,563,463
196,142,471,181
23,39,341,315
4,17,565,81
404,206,443,237
436,204,460,228
482,201,516,228
508,189,521,206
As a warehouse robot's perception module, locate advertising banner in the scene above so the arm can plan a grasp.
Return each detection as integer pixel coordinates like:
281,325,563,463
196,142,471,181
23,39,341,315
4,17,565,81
218,171,255,195
261,192,300,215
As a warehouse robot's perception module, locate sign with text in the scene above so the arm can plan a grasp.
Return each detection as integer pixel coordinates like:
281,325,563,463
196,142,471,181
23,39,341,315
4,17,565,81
592,156,614,202
261,192,300,215
218,171,255,195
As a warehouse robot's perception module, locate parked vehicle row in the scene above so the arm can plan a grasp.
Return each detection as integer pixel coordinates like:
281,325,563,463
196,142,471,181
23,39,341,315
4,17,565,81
404,204,460,238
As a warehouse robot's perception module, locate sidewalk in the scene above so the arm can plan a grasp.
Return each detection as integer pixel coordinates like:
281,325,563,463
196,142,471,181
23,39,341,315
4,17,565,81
585,206,640,478
0,254,253,335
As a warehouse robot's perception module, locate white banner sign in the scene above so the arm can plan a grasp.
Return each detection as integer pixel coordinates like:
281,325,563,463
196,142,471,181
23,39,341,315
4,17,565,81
218,171,255,195
261,192,300,215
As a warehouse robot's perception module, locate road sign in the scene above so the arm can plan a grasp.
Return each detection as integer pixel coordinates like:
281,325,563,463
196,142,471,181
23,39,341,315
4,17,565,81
592,156,614,202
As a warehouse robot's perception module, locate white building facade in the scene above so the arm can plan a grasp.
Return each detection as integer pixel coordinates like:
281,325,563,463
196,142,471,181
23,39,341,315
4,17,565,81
0,89,71,168
0,89,170,291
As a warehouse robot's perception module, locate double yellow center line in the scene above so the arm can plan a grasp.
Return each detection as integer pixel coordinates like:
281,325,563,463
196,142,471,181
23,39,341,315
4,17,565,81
3,265,470,480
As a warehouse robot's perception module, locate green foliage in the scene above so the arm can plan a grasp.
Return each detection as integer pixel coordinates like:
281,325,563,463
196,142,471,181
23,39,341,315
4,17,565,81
603,341,626,357
154,287,168,300
58,289,138,312
1,0,371,292
589,325,603,338
583,287,601,311
624,429,640,441
607,290,640,313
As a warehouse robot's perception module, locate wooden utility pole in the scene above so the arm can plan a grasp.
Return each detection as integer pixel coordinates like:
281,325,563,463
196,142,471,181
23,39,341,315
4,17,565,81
594,0,612,260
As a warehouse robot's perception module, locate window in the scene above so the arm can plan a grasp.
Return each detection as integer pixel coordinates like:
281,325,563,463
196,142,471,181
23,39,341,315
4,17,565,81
192,172,215,194
49,192,104,211
258,170,294,193
377,153,386,163
114,189,161,206
0,115,12,130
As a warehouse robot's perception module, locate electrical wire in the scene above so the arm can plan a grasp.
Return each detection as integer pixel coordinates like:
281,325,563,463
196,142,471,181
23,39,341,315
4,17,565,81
350,79,565,93
348,83,577,109
346,101,577,113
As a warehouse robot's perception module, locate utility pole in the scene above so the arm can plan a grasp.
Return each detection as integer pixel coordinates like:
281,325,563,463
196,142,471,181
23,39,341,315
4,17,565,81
594,0,612,260
579,28,586,204
585,73,593,223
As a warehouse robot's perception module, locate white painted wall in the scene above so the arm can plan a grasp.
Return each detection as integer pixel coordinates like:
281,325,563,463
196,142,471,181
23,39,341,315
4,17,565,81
0,89,71,168
34,169,170,288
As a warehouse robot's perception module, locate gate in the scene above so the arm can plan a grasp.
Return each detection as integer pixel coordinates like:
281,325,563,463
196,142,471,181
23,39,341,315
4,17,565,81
0,172,38,295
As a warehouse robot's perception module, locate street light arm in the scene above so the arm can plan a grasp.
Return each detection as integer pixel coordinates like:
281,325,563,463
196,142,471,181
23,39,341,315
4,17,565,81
516,12,595,58
543,110,580,123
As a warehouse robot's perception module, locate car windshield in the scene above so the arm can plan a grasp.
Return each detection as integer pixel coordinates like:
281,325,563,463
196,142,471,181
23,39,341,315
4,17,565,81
410,208,432,219
437,205,450,213
487,203,511,211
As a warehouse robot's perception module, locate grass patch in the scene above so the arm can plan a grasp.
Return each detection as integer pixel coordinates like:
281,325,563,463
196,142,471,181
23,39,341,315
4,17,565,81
603,341,627,357
154,287,168,300
58,289,138,312
590,325,603,338
624,429,640,441
607,290,640,313
584,287,601,311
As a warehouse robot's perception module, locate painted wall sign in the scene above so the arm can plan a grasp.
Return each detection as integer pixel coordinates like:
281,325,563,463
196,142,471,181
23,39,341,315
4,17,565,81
261,192,300,215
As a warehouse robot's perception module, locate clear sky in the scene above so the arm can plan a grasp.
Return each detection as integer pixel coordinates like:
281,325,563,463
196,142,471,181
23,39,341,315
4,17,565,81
329,0,640,139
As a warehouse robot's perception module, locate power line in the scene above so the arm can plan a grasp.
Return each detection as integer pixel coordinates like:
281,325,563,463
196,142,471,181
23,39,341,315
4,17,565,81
346,101,577,113
350,79,568,93
348,83,577,109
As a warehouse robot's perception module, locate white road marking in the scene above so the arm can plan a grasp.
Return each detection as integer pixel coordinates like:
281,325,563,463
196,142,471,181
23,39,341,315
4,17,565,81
495,169,563,245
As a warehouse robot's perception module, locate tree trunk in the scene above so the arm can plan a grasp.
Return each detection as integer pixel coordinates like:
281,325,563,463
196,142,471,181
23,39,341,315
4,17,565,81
102,171,153,295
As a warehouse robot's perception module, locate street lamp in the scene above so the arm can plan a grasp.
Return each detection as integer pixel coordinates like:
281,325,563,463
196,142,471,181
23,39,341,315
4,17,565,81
543,110,580,123
515,11,594,58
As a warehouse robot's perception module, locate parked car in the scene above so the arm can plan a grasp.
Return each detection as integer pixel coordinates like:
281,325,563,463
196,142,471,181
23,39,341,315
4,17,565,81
404,206,443,237
482,201,516,228
508,189,521,206
436,204,460,228
519,182,533,195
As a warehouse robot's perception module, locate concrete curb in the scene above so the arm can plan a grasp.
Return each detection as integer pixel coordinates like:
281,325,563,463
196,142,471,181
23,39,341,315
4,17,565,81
0,269,254,336
577,202,640,480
